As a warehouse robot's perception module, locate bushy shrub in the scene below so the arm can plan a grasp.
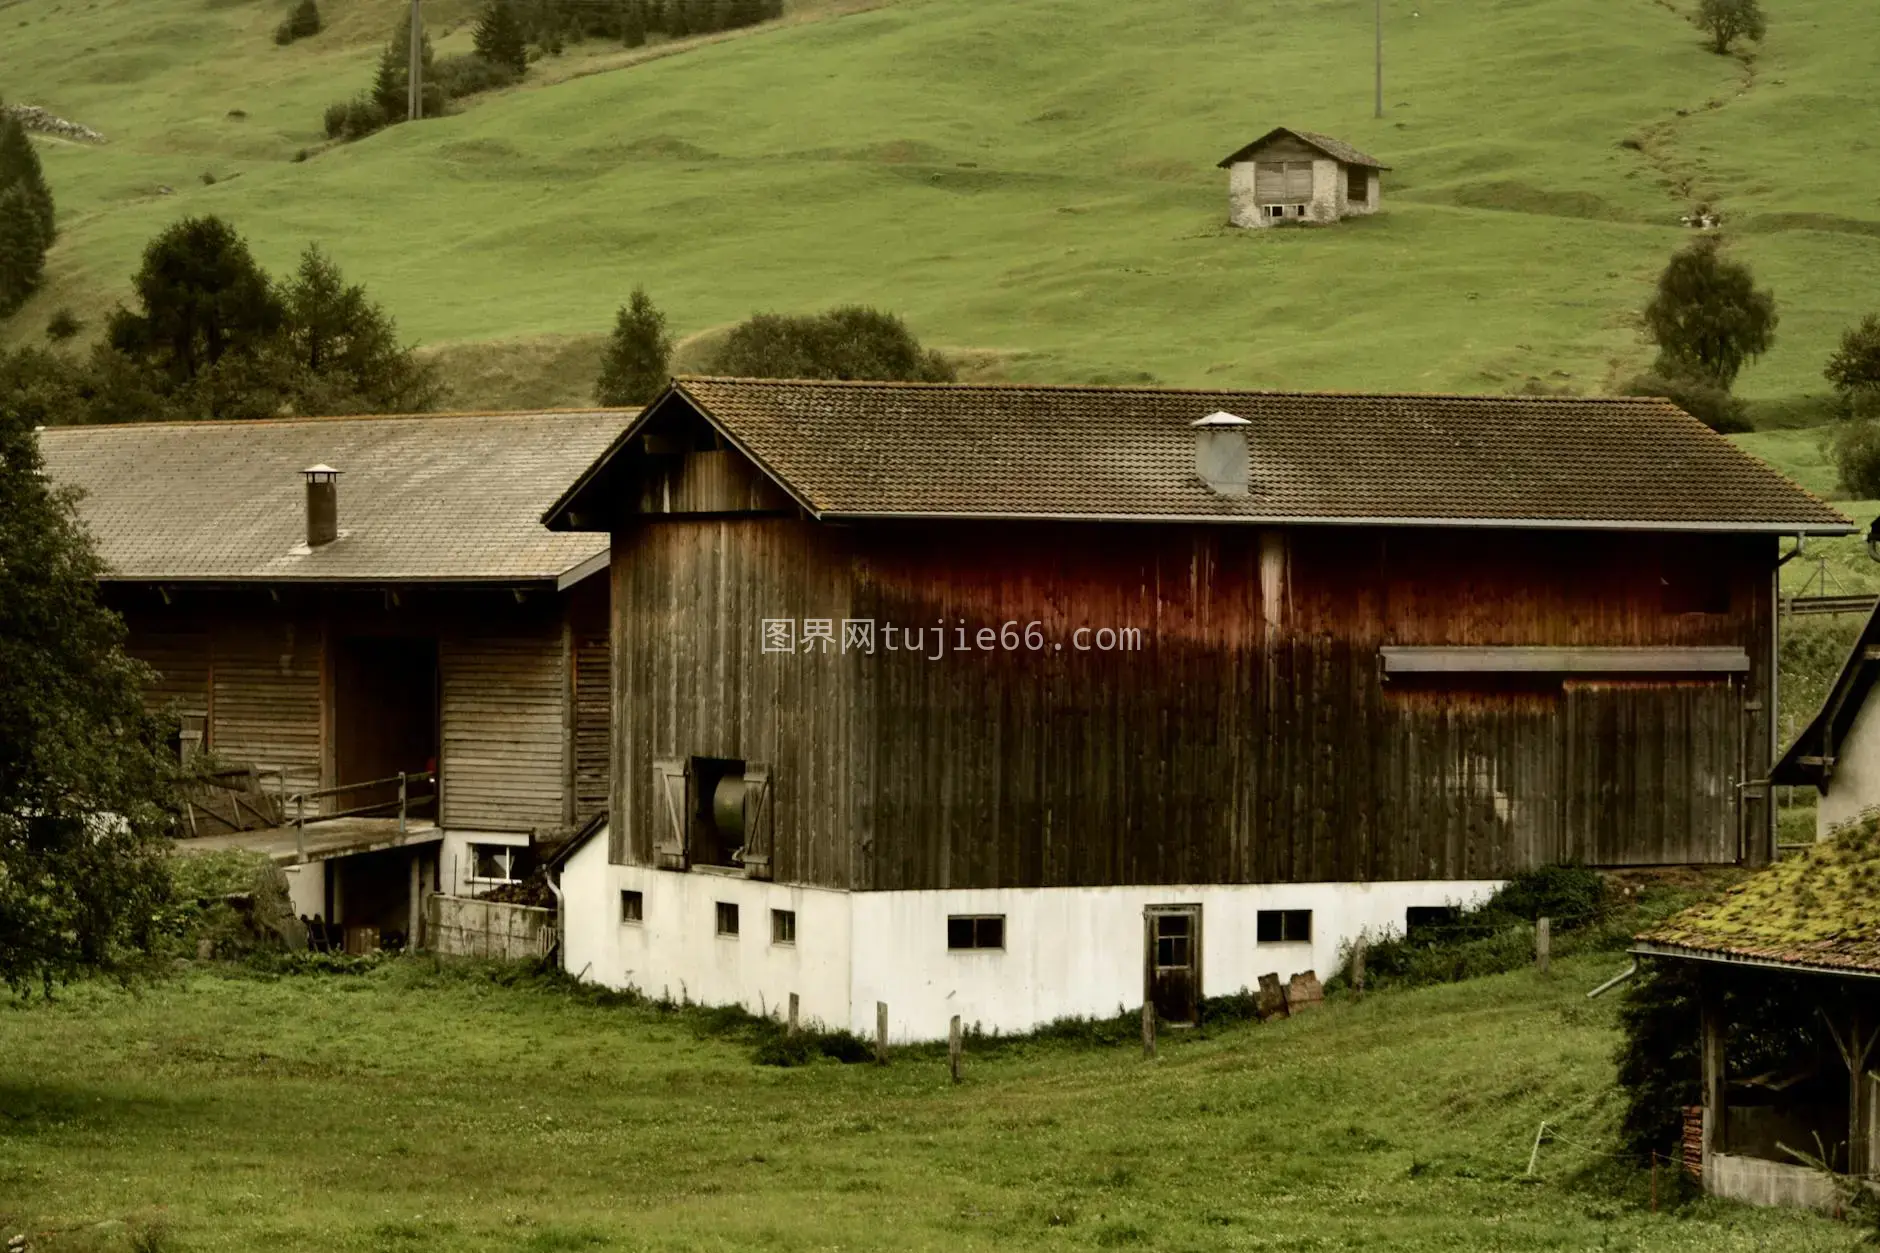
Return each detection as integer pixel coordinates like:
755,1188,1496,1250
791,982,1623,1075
44,307,80,341
1354,864,1608,991
324,96,389,142
711,306,955,383
1826,313,1880,421
1623,366,1750,433
433,53,521,101
1833,418,1880,498
274,0,322,45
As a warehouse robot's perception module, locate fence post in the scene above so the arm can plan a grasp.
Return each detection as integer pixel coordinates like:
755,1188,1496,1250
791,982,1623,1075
295,794,306,863
1352,936,1367,999
875,1001,889,1064
1536,917,1551,974
1141,1001,1157,1059
948,1015,962,1083
787,992,799,1037
398,771,408,837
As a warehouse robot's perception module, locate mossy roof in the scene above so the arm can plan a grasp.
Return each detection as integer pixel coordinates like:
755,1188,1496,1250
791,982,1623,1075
1637,812,1880,975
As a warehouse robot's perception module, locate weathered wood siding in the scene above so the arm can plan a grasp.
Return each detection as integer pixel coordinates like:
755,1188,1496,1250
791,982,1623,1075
210,617,325,798
571,579,612,822
611,518,1773,890
440,626,569,832
125,629,211,714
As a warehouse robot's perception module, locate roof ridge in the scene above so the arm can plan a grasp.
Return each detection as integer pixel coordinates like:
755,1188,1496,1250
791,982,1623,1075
673,375,1693,406
40,406,641,433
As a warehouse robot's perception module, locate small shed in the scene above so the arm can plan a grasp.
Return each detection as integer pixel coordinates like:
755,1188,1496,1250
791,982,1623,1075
1217,127,1388,229
1773,596,1880,836
1634,820,1880,1211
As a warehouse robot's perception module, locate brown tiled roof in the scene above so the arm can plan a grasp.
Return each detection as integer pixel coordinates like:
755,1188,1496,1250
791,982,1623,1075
545,378,1849,533
1636,814,1880,978
1217,127,1391,169
39,410,631,583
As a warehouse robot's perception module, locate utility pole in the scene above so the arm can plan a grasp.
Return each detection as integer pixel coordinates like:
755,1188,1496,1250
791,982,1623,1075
408,0,424,121
1374,0,1383,119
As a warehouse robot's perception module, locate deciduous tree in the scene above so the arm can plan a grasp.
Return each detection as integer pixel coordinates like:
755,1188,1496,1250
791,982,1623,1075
1695,0,1766,55
0,382,174,995
1641,238,1776,390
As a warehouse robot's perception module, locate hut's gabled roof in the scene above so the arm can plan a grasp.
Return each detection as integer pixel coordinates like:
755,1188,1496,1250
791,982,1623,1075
1635,815,1880,978
1772,588,1880,790
39,410,631,585
545,377,1851,534
1217,127,1390,170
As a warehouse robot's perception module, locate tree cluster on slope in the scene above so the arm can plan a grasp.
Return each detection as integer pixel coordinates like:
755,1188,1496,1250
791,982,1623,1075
1623,238,1775,434
0,382,174,994
275,0,323,46
3,216,441,425
1827,314,1880,496
0,104,56,319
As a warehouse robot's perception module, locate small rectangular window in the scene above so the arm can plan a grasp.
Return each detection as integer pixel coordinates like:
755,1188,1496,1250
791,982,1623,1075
947,914,1005,951
1256,909,1312,943
1266,204,1285,219
620,890,643,924
772,908,796,945
471,843,525,882
715,901,739,937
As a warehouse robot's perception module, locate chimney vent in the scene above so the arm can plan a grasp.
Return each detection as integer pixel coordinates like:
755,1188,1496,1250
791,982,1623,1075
304,464,341,547
1192,412,1251,497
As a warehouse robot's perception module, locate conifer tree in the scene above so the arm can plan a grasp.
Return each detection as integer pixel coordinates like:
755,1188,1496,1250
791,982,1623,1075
595,287,673,406
473,0,529,75
0,108,54,317
623,0,648,47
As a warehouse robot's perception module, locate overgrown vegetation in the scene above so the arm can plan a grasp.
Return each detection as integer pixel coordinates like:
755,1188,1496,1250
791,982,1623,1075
710,306,956,382
1827,314,1880,494
0,102,54,319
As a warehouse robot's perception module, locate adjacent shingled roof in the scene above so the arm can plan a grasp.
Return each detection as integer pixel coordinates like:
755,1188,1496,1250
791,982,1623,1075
1773,596,1880,789
544,378,1850,533
1636,814,1880,978
1217,127,1391,169
39,410,632,583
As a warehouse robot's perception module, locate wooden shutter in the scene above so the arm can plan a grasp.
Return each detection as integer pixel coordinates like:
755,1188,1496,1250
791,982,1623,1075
652,757,690,870
1254,161,1285,199
741,764,773,880
1284,162,1314,201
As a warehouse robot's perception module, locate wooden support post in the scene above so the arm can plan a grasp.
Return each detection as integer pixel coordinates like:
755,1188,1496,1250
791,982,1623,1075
1700,983,1725,1164
948,1014,962,1084
875,1001,888,1065
295,794,307,864
1141,1001,1157,1059
787,992,799,1037
397,771,408,837
1352,936,1366,999
1535,917,1551,974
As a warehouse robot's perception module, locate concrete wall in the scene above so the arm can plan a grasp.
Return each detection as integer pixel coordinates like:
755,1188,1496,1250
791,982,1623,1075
439,828,532,898
561,835,1499,1039
427,893,556,960
284,859,326,920
1707,1153,1842,1213
1818,690,1880,836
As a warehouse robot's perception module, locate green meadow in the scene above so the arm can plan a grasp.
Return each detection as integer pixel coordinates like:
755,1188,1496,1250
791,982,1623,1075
3,0,1878,409
0,955,1860,1252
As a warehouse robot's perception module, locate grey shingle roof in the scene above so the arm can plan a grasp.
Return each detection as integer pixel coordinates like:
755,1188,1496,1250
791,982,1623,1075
545,378,1848,533
40,410,631,583
1217,127,1390,169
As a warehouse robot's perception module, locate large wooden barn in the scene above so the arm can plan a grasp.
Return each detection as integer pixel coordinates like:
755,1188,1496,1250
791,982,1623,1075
39,411,628,946
543,377,1846,1039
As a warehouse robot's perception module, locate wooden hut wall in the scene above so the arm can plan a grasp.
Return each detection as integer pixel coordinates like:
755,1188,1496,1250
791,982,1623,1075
611,517,1774,890
439,613,571,834
209,616,326,799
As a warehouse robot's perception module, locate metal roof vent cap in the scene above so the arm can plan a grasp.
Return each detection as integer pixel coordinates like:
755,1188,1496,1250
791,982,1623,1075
1192,412,1251,497
303,464,342,547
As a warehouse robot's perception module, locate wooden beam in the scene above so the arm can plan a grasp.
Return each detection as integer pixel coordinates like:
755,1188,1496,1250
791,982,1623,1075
1379,646,1751,675
1701,984,1726,1163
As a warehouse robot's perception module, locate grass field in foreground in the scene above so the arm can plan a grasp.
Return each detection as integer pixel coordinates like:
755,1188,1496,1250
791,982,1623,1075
0,954,1855,1252
3,0,1879,409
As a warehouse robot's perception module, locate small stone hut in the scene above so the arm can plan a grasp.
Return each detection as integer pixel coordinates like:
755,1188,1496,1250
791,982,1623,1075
1217,127,1388,229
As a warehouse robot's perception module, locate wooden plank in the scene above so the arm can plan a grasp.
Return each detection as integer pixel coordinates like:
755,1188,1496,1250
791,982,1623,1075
1381,646,1750,674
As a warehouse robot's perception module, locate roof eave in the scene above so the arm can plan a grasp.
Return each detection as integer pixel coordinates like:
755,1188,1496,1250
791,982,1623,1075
1631,940,1880,982
96,572,577,588
812,509,1853,534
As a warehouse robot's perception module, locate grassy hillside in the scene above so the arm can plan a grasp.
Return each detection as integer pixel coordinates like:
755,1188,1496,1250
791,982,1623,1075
4,0,1878,408
0,955,1854,1251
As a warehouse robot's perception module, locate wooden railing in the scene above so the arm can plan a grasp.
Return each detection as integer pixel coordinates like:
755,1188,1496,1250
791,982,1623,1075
288,770,437,862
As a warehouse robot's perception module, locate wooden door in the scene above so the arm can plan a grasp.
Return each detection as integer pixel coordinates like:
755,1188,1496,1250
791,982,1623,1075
1144,904,1202,1026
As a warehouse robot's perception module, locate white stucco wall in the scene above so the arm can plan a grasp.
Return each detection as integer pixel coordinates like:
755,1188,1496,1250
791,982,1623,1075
1227,158,1353,229
560,841,1500,1040
1817,691,1880,836
284,859,326,920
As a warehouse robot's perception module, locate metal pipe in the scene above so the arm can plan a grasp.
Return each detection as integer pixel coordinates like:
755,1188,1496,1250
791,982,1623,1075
1586,961,1638,999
